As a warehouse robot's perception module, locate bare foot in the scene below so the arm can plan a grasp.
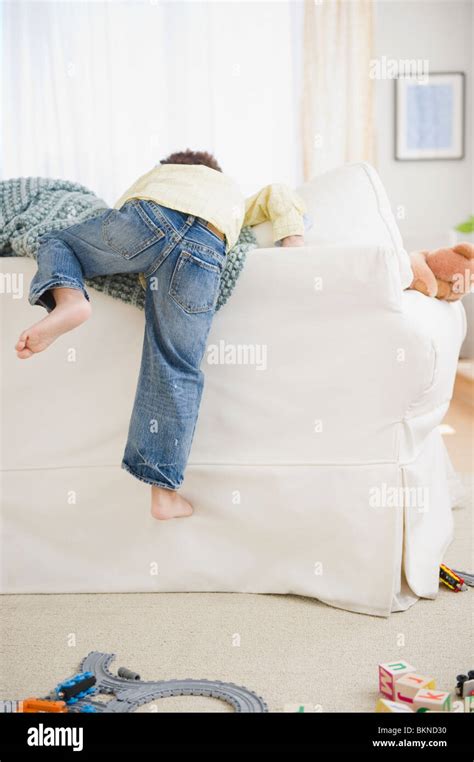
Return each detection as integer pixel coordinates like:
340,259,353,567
15,288,91,359
151,486,193,520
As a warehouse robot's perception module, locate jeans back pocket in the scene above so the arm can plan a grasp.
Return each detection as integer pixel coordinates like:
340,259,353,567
169,250,221,314
102,200,165,259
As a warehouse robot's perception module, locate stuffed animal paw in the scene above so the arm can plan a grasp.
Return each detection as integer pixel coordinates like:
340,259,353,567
409,243,474,301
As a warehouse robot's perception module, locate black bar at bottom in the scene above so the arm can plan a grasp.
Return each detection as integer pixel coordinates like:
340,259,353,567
0,711,471,755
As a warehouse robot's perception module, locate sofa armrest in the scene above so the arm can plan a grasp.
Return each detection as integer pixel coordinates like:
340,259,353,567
251,162,414,290
398,291,466,422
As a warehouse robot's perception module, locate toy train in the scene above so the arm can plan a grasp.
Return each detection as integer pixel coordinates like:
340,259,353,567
456,671,474,698
439,564,467,592
2,673,99,713
53,671,96,704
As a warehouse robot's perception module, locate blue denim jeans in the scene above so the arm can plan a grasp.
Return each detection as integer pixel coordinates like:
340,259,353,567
29,200,226,490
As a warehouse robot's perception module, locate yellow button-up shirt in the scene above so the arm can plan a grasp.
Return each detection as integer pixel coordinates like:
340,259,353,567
115,164,306,251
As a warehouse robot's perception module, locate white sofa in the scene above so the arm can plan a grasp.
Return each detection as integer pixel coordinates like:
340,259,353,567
0,163,466,616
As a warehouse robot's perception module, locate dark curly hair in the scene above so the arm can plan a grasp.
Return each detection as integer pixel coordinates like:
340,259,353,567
160,149,222,172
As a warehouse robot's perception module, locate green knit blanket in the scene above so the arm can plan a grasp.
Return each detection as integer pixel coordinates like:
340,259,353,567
0,177,256,311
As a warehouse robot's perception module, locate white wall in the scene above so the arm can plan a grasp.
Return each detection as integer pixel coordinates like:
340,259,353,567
374,0,473,247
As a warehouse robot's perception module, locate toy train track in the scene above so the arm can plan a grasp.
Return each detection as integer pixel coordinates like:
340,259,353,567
74,652,268,713
0,652,268,713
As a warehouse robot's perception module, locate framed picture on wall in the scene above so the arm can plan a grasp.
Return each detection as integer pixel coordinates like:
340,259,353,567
395,72,465,160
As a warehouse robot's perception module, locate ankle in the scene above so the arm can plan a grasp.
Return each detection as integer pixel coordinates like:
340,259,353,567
52,287,88,305
151,485,176,503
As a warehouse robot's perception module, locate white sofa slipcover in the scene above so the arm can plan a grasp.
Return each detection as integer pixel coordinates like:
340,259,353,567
0,163,466,616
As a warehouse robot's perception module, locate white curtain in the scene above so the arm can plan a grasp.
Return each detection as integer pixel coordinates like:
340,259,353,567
302,0,375,179
1,0,300,203
2,0,169,204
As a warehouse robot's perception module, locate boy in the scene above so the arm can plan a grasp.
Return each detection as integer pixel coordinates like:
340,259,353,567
15,150,306,520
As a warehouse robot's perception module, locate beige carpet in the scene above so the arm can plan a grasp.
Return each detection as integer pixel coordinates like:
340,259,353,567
1,489,472,713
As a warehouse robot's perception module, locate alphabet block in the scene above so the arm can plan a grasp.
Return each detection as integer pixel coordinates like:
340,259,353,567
413,689,452,712
395,673,436,704
376,698,413,713
378,661,415,700
464,696,474,713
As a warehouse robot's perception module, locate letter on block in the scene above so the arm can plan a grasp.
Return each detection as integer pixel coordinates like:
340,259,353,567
413,689,452,712
395,674,436,704
378,661,415,700
376,698,413,713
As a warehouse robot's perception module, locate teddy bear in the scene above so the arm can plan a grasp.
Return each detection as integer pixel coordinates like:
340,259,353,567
409,242,474,301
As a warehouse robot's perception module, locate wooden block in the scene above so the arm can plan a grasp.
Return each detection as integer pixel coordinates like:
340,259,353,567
413,689,452,712
378,661,415,700
283,703,314,713
395,673,436,705
376,698,413,713
451,700,464,713
464,696,474,713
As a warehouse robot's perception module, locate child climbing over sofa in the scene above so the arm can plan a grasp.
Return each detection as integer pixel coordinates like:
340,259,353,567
15,150,307,520
14,150,474,522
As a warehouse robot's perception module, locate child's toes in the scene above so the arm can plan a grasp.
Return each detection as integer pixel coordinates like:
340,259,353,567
15,331,34,358
15,332,28,351
16,347,34,359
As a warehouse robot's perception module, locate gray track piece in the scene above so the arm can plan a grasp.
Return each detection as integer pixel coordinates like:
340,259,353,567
0,700,21,713
70,652,268,713
117,667,141,681
452,569,474,587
